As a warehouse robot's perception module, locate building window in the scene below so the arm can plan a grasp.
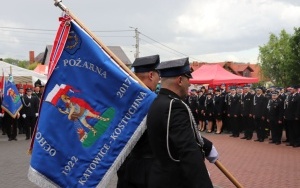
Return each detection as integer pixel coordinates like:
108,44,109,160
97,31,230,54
243,69,250,77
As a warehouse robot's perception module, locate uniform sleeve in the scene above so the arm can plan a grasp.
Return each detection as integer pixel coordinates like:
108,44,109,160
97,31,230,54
202,137,213,157
250,94,254,115
34,97,40,113
168,101,213,187
237,96,242,115
263,97,268,117
295,95,300,119
278,99,284,121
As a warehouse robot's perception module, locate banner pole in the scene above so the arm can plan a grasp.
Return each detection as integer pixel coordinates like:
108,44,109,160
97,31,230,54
214,160,243,188
53,0,147,88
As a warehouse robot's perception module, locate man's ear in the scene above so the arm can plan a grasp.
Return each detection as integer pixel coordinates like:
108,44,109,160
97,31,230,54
149,71,156,80
177,76,183,85
148,71,153,80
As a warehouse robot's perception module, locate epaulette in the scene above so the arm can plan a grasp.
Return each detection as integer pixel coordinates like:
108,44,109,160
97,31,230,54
168,95,180,100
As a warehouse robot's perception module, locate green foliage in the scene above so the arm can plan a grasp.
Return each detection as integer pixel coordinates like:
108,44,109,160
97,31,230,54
252,81,267,88
28,62,39,70
3,58,32,69
4,58,19,65
259,28,300,87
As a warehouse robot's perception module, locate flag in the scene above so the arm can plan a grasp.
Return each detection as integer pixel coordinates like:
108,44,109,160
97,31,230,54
8,73,14,83
1,78,23,118
28,16,156,187
0,71,4,91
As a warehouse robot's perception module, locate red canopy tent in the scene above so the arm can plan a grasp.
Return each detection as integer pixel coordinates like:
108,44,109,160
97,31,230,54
189,64,258,85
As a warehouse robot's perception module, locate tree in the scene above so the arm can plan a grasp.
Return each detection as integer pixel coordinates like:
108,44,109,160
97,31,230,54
259,29,300,87
3,58,31,69
28,62,38,70
289,27,300,84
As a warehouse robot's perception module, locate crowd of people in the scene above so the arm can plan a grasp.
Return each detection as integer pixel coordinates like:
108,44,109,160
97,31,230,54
185,84,300,147
0,80,43,141
2,55,298,187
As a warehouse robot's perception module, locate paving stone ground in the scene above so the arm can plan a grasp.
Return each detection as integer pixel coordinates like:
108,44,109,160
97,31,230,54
0,131,299,188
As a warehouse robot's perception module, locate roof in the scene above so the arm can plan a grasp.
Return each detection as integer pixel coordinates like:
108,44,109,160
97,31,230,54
35,52,44,63
228,63,254,74
248,64,262,80
190,61,262,81
41,45,53,65
190,64,258,85
107,46,131,65
34,64,48,75
0,60,47,85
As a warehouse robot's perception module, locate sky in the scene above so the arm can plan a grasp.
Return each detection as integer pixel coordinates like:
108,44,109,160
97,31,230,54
1,0,300,64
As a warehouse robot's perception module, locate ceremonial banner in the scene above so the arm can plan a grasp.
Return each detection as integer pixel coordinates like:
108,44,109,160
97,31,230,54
1,79,22,118
28,16,156,187
0,71,4,91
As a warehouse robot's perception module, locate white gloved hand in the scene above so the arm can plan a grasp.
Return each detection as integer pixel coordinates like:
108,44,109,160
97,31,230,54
35,113,39,117
0,113,3,117
22,114,26,118
206,145,219,163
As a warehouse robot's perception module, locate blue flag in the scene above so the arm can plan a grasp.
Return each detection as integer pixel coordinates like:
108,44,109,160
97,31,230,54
1,79,22,118
28,16,156,187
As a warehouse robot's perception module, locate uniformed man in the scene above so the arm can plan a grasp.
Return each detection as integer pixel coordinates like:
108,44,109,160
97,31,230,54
267,91,284,145
147,58,218,188
117,55,160,188
282,87,290,143
223,86,231,133
266,86,276,99
208,87,214,94
2,110,19,141
220,83,227,96
240,84,254,140
186,89,199,124
18,86,25,134
253,86,268,142
236,86,244,134
264,87,273,138
278,87,286,101
33,79,43,99
220,84,228,132
284,86,300,147
21,87,39,140
228,86,241,137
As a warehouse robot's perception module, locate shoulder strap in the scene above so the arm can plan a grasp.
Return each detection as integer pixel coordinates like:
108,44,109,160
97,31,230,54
166,99,204,162
166,99,180,162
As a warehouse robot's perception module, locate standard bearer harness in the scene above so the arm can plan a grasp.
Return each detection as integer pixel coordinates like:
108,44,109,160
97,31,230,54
166,97,205,162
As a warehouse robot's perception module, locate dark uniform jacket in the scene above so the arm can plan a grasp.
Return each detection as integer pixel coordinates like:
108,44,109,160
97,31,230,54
147,88,213,188
224,93,231,114
186,95,198,113
197,94,206,112
33,92,42,100
228,94,241,116
19,94,26,117
117,130,153,186
21,95,39,117
205,97,214,115
279,93,286,101
241,92,253,116
252,94,268,118
284,93,300,120
213,95,224,116
267,98,284,121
